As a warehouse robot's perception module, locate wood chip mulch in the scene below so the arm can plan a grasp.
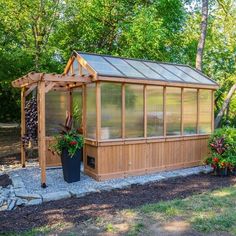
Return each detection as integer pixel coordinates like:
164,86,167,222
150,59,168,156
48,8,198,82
0,173,236,234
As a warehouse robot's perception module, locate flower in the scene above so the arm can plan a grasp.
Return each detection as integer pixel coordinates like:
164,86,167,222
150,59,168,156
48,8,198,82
221,162,226,167
69,141,77,146
213,157,219,163
211,164,216,169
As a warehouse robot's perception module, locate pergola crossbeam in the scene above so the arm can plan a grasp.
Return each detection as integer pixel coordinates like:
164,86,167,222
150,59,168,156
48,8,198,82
12,72,92,89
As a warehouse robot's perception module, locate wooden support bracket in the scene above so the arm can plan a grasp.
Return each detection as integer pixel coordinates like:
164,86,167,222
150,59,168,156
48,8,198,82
25,83,37,97
45,82,56,93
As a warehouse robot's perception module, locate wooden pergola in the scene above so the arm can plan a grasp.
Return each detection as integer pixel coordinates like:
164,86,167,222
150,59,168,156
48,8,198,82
12,72,92,187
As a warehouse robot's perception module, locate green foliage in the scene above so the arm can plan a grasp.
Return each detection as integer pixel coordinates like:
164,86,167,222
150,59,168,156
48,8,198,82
206,127,236,169
0,0,235,123
0,81,20,122
52,129,84,157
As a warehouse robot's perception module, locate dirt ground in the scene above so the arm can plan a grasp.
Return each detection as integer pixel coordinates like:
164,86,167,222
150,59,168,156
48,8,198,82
0,173,236,234
0,127,38,166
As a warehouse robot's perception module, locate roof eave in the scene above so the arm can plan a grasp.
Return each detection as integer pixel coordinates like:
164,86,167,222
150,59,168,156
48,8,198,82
97,74,219,90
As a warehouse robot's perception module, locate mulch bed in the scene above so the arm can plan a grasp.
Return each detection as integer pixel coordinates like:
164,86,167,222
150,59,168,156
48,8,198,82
0,174,12,187
0,173,236,234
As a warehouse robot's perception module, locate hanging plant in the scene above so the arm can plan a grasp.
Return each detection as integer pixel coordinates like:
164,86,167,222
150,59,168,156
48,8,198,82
21,97,38,149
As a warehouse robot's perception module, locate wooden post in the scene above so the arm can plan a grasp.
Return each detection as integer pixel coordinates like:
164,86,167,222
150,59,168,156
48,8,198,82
197,89,200,134
122,83,125,139
211,90,214,132
82,84,86,164
163,86,166,137
96,82,101,141
181,88,184,135
144,85,147,138
38,79,47,188
78,60,83,76
21,87,26,167
82,84,86,137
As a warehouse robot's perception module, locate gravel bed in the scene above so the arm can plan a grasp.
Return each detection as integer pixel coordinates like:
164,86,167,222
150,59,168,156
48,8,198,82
8,165,211,195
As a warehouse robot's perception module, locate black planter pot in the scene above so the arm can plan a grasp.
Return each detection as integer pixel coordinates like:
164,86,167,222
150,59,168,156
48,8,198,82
61,148,82,183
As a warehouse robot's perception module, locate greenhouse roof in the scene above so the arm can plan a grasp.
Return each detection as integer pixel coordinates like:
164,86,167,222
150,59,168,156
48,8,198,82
75,51,217,86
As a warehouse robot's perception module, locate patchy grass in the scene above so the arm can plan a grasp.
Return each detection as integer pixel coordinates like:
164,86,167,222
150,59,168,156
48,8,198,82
140,185,236,234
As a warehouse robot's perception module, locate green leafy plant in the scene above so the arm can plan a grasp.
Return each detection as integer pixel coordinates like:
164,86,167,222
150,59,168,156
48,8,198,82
206,128,236,173
52,119,84,157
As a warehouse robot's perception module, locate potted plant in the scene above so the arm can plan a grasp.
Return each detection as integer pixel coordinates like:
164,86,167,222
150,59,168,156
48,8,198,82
52,126,84,183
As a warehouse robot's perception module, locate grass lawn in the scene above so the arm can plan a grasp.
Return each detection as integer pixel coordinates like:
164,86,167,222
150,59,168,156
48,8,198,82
7,184,236,236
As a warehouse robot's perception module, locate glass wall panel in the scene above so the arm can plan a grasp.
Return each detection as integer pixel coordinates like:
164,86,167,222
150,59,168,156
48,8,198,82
101,82,122,139
166,87,181,135
46,91,67,136
86,84,96,139
199,90,212,133
125,84,144,138
147,86,164,136
183,89,197,134
72,88,82,129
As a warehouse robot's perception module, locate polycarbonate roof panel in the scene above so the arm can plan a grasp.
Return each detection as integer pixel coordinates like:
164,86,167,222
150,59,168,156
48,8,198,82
160,64,198,83
77,52,217,86
176,65,216,85
124,59,166,80
144,62,183,82
104,56,144,78
79,53,123,77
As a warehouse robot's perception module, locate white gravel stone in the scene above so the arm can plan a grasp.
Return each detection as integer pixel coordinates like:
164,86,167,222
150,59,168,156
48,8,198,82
16,198,28,206
15,192,41,200
3,165,212,209
11,176,25,188
42,191,71,202
0,204,8,211
7,199,16,210
69,189,88,198
14,188,28,197
0,198,4,207
27,198,42,206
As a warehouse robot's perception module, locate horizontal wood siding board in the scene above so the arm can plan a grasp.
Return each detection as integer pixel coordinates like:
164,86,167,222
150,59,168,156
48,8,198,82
84,137,209,180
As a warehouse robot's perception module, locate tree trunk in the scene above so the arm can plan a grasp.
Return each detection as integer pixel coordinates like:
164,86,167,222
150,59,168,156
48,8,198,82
195,0,209,71
215,83,236,128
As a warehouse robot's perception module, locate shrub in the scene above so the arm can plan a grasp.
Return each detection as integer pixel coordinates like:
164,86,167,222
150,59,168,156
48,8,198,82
206,128,236,171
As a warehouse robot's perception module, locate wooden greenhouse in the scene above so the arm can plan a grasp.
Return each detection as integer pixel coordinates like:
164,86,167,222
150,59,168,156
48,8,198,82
12,51,219,187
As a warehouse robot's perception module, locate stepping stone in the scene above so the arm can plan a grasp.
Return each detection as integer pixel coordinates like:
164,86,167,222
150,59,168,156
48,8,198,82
42,191,71,202
27,199,42,206
7,199,16,210
15,192,41,200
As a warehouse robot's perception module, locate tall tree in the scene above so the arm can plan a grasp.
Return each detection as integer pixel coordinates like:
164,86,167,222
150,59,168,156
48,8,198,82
195,0,208,71
0,0,64,72
215,83,236,128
